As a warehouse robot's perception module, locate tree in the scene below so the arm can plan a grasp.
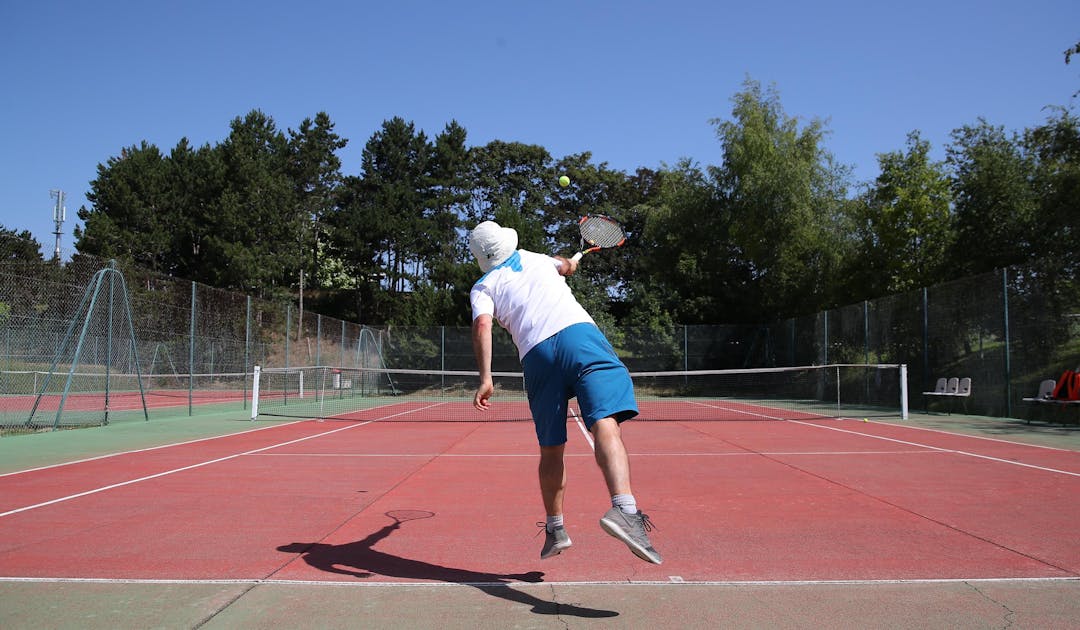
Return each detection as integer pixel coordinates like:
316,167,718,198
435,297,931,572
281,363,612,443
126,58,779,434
288,112,347,289
854,131,953,295
76,141,173,272
0,226,44,262
207,110,302,293
710,78,852,320
1025,107,1080,273
466,140,554,250
329,117,439,321
946,119,1036,274
166,138,224,281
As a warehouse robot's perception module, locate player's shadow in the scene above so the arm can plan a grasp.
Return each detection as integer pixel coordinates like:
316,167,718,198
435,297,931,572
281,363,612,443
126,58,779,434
276,513,618,619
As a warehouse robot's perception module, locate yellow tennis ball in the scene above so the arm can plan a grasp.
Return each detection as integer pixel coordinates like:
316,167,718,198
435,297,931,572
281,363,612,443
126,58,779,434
559,175,570,187
863,418,868,423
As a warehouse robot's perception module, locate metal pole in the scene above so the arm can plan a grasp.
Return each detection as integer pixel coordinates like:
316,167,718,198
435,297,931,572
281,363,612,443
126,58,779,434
104,265,115,425
823,311,829,365
1003,268,1012,417
244,295,251,410
922,287,929,397
189,282,196,416
900,364,909,420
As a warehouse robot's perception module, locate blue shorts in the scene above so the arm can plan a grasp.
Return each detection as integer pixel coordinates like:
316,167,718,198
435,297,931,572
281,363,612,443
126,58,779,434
521,322,638,447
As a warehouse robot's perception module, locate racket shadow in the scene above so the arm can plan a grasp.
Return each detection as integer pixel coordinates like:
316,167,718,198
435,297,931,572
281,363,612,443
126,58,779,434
276,511,619,619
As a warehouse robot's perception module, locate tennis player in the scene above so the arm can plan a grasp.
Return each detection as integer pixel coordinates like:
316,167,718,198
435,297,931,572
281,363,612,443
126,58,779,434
468,220,661,565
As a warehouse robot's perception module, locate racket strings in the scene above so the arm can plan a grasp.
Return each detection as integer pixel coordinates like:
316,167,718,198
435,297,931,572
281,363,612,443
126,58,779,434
579,217,625,248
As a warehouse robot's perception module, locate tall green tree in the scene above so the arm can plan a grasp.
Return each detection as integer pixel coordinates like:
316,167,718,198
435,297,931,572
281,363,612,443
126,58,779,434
288,112,347,289
207,110,301,293
422,121,473,324
166,138,224,281
330,117,437,320
77,141,173,272
1025,107,1080,272
466,140,553,250
853,131,953,295
946,119,1036,274
711,79,852,320
633,160,739,323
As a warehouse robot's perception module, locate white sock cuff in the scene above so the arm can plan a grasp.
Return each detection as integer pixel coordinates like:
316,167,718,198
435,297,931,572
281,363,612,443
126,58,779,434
611,493,637,514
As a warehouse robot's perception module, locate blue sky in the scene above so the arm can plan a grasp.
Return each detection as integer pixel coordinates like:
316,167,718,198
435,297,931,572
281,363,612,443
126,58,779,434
2,0,1078,259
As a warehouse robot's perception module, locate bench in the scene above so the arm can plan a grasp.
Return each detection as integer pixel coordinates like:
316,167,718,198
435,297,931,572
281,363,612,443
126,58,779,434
1022,378,1080,425
922,377,972,414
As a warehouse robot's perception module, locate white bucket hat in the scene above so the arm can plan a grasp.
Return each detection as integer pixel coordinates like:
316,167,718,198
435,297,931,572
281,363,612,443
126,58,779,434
469,221,518,272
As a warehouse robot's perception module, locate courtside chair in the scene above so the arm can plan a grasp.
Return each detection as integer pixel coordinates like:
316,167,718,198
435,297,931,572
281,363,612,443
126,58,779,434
923,377,948,395
954,377,972,413
1022,379,1057,424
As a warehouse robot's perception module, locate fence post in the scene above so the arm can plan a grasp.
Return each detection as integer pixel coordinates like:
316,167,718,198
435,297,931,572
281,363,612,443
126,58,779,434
244,295,251,410
1003,268,1012,417
864,300,870,364
189,281,196,416
922,287,929,396
683,325,688,372
285,304,292,372
316,314,322,367
823,311,829,365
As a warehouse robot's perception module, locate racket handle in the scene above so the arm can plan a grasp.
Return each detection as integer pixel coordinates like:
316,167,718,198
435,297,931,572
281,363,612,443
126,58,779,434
570,251,583,262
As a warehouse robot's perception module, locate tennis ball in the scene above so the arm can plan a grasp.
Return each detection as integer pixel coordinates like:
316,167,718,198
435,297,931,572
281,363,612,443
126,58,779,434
559,175,570,187
863,418,868,423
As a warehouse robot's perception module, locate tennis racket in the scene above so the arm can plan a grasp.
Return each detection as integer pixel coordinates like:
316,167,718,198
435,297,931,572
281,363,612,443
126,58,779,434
570,214,626,262
385,509,435,526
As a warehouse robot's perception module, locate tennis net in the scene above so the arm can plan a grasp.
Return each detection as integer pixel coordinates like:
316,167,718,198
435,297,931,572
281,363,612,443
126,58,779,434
250,363,908,423
1,369,252,430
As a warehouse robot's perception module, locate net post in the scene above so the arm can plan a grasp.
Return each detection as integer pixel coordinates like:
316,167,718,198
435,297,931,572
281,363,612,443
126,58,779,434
899,364,909,420
250,365,261,420
835,365,841,415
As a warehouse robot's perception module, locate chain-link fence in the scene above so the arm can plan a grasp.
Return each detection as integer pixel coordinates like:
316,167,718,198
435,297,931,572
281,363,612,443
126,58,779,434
2,254,1078,430
0,254,389,430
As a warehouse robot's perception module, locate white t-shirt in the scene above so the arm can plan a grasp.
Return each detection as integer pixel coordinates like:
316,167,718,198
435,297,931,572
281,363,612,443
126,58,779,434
470,250,594,359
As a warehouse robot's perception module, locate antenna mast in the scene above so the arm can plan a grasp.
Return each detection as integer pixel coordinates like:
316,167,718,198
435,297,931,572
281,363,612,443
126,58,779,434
50,189,66,261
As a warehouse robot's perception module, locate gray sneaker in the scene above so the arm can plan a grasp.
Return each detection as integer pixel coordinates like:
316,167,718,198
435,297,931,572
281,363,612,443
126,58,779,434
599,507,662,564
539,524,572,559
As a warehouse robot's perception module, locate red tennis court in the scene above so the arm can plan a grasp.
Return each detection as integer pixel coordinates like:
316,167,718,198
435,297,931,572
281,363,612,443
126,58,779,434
1,409,1078,626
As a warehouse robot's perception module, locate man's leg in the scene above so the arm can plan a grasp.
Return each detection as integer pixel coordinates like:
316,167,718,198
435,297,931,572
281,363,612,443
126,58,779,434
538,443,572,558
590,417,631,496
539,443,567,515
591,417,662,564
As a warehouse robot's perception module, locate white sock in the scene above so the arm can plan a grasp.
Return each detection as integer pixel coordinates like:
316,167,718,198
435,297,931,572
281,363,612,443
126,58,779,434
612,494,637,515
546,514,563,532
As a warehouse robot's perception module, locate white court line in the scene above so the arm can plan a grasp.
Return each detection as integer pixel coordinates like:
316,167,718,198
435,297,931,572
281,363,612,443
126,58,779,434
872,419,1077,452
689,400,791,421
570,406,594,450
0,403,447,519
251,449,938,458
0,421,305,478
681,401,1080,477
789,419,1080,478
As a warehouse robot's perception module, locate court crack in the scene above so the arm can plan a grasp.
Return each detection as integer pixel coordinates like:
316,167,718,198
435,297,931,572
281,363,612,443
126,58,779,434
546,584,572,629
191,582,259,629
964,581,1015,629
